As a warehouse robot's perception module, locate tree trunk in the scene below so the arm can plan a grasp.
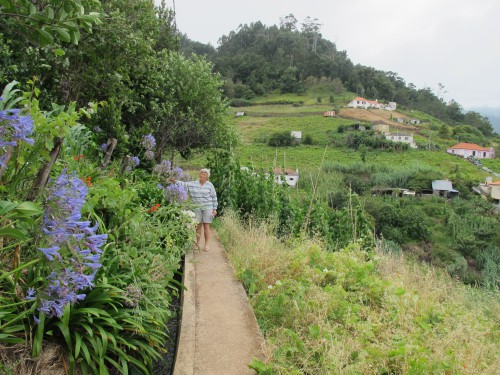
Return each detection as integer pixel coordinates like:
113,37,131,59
27,137,63,201
101,138,117,171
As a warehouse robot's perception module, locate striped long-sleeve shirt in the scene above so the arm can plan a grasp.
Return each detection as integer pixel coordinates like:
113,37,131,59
177,180,218,210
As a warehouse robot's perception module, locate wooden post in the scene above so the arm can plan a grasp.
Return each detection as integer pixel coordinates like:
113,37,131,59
27,137,63,201
120,155,130,174
101,138,117,171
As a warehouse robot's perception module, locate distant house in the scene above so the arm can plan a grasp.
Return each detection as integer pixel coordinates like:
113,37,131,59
409,118,420,125
490,181,500,202
393,117,405,123
385,132,417,148
323,111,336,117
347,97,369,109
274,168,299,188
432,180,459,198
385,102,397,111
347,97,392,110
477,179,500,203
366,99,382,109
235,111,245,117
290,131,302,144
447,142,495,159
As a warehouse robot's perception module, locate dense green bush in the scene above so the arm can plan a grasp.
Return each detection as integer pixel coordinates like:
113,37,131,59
268,131,295,147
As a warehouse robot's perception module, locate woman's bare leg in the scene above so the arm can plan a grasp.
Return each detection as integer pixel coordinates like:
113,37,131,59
203,223,211,250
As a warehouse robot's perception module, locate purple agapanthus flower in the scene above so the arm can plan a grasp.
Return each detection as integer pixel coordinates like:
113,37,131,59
35,169,107,318
144,150,155,161
165,183,187,203
141,134,156,151
0,107,34,167
153,160,172,176
128,156,140,168
99,143,108,152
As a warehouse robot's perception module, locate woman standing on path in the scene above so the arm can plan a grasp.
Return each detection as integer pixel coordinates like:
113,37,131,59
170,168,218,251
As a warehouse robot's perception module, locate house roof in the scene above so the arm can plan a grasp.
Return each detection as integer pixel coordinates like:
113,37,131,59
489,180,500,185
352,97,366,102
432,180,454,191
274,168,298,176
366,99,379,104
448,142,489,151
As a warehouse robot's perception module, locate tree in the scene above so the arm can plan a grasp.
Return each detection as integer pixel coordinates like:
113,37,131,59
149,52,235,160
279,14,298,31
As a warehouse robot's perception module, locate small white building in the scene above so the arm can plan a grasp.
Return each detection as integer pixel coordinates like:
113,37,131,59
274,168,299,188
235,111,245,117
409,118,420,125
290,131,302,144
323,111,336,117
385,102,397,111
385,132,417,148
447,142,495,159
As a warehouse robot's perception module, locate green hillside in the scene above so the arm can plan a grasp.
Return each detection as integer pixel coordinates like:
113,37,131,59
190,87,500,288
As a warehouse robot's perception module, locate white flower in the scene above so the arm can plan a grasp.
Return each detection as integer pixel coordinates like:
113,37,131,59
323,268,328,273
275,280,282,286
267,285,273,289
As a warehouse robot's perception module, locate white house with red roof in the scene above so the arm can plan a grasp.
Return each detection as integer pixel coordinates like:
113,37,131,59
347,97,389,110
447,142,495,159
347,97,369,109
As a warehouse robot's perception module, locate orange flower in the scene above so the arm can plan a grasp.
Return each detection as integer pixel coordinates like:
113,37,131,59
74,154,85,161
147,204,161,213
81,176,92,187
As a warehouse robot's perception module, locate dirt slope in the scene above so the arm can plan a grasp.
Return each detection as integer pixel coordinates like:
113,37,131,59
339,108,417,130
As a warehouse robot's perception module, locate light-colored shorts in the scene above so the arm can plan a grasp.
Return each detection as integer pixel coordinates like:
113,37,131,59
194,209,213,223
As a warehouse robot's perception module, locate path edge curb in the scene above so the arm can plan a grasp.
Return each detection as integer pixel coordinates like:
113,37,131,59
172,249,196,375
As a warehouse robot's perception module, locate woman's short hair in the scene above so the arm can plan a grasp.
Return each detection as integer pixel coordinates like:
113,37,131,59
200,168,210,178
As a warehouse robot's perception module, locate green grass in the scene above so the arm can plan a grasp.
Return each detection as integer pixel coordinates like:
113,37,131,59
218,213,500,375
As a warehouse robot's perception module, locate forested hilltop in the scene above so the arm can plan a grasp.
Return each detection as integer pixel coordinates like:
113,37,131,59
181,14,496,138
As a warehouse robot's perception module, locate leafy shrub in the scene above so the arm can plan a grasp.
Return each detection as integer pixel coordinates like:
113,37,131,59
268,131,295,147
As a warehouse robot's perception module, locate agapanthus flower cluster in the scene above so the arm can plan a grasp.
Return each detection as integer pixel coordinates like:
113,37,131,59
99,143,108,153
153,160,190,181
128,156,140,167
124,155,140,172
141,134,156,161
165,183,188,203
32,169,108,318
0,106,34,167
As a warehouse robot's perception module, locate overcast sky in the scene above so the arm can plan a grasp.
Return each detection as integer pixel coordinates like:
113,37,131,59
169,0,499,110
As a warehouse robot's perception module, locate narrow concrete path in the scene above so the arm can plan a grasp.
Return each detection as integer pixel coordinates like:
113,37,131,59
173,230,264,375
